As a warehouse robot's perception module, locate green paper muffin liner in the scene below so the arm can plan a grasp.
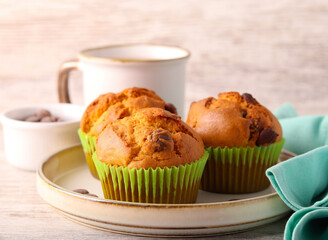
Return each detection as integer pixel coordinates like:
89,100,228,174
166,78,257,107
78,129,98,179
201,139,285,194
93,150,209,204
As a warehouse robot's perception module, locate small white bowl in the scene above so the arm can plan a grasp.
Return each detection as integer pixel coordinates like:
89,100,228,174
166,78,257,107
1,104,85,171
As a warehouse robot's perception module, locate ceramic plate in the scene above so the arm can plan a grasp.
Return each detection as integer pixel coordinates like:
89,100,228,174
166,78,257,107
37,145,294,237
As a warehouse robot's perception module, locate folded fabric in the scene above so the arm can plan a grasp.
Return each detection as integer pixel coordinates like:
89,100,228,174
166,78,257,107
265,104,328,240
274,103,298,120
266,146,328,211
275,104,328,155
285,207,328,240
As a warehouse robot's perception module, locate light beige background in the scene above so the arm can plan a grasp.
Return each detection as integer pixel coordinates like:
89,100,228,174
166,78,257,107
0,1,328,239
1,0,327,115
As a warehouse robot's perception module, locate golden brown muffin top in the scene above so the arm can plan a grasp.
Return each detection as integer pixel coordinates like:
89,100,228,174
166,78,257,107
186,92,282,148
96,108,204,169
80,87,177,137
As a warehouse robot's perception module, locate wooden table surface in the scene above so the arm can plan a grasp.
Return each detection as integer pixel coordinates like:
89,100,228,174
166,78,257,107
1,0,327,239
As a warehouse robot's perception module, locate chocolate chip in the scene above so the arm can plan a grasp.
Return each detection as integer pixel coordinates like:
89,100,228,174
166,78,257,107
24,115,42,122
256,128,278,145
52,117,60,122
22,109,61,122
242,93,257,105
249,119,263,141
249,122,258,141
165,103,177,114
150,129,172,152
157,131,170,141
41,116,59,122
241,109,247,118
35,109,51,118
73,189,89,194
85,193,98,198
204,97,214,108
40,116,52,122
73,189,98,198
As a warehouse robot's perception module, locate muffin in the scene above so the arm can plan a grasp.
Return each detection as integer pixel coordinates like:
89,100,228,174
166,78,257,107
93,108,209,203
79,87,177,178
187,92,284,193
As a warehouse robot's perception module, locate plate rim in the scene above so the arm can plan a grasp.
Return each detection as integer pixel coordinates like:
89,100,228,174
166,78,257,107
55,208,288,237
37,144,296,209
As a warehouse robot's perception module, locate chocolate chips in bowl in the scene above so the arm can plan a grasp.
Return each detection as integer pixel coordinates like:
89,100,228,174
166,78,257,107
1,103,84,171
23,109,62,123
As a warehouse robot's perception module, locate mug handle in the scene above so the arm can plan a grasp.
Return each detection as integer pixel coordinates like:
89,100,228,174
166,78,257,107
58,59,79,103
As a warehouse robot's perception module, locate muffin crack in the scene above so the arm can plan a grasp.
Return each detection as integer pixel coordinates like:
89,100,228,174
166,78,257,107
156,115,200,144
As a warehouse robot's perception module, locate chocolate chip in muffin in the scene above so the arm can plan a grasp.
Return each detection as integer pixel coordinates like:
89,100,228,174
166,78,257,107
150,129,172,152
204,97,214,108
242,93,257,105
249,119,263,142
241,109,247,118
165,103,178,114
256,128,278,145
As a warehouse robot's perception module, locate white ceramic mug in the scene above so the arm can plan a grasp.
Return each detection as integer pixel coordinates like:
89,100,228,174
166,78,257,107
58,44,190,116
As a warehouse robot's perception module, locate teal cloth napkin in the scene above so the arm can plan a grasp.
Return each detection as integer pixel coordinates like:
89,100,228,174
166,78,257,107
265,104,328,240
284,208,328,240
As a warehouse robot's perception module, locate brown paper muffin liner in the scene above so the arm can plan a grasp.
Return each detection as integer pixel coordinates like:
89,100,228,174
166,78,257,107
201,139,285,194
78,129,98,179
93,150,209,204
